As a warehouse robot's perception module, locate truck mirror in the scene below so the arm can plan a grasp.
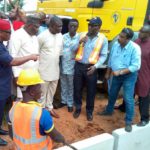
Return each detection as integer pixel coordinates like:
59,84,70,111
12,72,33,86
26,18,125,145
87,0,104,8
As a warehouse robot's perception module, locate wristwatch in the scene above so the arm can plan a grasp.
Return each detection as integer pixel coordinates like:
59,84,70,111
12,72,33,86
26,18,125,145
119,70,123,75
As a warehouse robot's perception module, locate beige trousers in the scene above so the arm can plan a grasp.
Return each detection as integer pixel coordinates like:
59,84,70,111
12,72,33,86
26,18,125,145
40,80,58,110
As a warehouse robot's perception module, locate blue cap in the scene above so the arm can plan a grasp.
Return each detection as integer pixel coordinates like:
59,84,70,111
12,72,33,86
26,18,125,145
88,17,102,25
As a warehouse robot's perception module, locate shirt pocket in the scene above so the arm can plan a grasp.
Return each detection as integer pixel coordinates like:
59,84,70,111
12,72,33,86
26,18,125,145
122,53,130,66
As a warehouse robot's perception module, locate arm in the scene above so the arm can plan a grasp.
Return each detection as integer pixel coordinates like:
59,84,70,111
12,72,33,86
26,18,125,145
87,37,108,75
70,34,80,52
105,67,112,80
40,109,65,143
128,45,141,73
10,54,39,66
47,127,65,143
94,37,108,68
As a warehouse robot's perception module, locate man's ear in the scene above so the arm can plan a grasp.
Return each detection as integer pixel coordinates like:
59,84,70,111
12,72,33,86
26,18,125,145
28,87,35,96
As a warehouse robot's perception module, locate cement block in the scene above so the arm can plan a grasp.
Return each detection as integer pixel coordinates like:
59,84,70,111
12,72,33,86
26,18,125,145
55,133,114,150
112,121,150,150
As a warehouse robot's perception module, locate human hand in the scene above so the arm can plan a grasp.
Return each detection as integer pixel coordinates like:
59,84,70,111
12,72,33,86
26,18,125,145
104,73,111,80
29,54,39,61
79,36,88,45
112,70,120,76
87,66,96,75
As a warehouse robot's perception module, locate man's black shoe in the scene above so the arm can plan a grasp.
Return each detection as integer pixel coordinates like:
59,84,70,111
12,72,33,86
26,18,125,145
0,138,7,146
68,107,73,112
137,121,149,127
87,114,93,121
0,128,9,135
125,124,132,132
73,109,81,118
55,103,67,109
97,110,112,116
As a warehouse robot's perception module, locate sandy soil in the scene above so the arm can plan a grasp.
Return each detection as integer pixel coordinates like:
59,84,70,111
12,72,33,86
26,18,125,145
0,93,140,150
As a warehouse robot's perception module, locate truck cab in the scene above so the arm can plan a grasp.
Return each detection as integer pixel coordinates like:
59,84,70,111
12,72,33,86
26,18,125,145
37,0,149,41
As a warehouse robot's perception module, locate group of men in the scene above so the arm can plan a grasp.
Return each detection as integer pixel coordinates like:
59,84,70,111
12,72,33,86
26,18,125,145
0,9,150,148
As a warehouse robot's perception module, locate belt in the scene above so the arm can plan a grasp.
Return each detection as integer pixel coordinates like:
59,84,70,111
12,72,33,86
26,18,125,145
76,62,93,67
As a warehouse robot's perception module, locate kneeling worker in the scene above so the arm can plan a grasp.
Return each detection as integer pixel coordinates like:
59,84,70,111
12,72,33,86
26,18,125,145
8,69,65,150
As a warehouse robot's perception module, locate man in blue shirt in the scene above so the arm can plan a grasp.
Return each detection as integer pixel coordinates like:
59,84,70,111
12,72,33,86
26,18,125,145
98,28,141,132
0,19,39,146
73,17,108,121
58,19,79,112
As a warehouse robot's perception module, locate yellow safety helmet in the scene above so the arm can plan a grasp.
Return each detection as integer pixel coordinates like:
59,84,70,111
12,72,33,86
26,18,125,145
17,69,44,86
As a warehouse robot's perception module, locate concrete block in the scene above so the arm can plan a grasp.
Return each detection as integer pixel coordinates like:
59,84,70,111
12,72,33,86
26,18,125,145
55,133,114,150
112,121,150,150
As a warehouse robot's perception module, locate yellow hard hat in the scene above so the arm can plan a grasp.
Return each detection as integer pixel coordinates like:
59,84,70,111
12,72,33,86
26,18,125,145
17,69,44,86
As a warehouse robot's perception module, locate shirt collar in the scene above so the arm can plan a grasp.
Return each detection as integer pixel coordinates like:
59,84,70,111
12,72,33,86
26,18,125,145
26,101,42,107
124,40,131,50
117,40,131,50
66,32,78,39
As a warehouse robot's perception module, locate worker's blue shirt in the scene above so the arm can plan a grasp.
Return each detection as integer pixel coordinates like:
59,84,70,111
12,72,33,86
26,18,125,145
0,42,13,100
108,40,141,72
40,108,54,135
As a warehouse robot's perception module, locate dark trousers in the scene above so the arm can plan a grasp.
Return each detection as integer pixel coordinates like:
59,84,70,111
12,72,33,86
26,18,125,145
0,99,7,127
74,62,97,115
139,94,150,122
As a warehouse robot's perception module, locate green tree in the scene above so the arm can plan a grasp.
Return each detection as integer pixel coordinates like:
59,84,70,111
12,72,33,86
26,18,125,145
0,0,24,12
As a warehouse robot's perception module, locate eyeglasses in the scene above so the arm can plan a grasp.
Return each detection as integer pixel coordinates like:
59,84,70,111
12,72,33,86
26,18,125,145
0,30,11,34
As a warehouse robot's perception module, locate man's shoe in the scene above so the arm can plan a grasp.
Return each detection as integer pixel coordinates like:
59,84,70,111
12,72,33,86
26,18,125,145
87,114,93,121
50,109,60,118
73,109,81,119
0,128,9,135
125,124,132,132
68,107,73,112
137,121,149,127
97,110,112,116
0,138,7,146
55,103,67,109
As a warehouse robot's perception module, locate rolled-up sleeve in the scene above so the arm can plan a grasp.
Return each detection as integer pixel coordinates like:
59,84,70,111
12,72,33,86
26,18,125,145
94,37,108,68
128,45,141,72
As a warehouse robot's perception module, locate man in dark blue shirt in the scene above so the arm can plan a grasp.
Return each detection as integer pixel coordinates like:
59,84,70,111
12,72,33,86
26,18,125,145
0,19,39,146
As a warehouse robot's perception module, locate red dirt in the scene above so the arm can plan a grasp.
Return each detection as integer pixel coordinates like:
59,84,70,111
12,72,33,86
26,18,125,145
0,93,140,150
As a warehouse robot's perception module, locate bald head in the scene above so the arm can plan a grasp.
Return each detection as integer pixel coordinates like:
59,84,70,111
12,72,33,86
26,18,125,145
48,15,62,34
140,25,150,33
139,25,150,41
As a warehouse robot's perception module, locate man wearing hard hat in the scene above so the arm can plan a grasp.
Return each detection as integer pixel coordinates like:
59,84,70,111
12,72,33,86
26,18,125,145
8,69,65,150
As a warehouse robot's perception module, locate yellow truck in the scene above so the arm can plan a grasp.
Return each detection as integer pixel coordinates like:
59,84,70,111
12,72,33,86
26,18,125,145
37,0,150,41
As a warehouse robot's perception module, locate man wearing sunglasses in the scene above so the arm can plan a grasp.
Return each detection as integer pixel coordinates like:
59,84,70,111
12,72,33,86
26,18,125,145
73,17,108,121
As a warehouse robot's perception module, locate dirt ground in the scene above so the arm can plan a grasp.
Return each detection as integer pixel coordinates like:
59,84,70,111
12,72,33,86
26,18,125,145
0,91,140,150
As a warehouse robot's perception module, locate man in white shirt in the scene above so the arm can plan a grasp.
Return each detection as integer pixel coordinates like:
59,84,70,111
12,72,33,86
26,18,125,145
38,15,63,118
9,16,40,99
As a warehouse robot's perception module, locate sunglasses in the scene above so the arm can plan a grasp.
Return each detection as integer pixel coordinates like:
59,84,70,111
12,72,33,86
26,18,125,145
0,30,11,34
